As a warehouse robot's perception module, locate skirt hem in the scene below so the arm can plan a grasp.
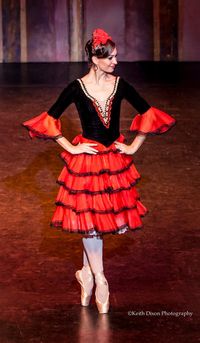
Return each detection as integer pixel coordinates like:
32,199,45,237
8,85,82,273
50,210,148,237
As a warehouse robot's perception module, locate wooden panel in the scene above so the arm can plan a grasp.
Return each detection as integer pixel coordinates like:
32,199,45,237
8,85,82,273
26,0,55,61
124,0,153,61
0,0,3,62
68,0,84,61
1,0,200,62
26,0,69,62
2,0,20,62
20,0,27,62
54,0,69,61
160,0,178,61
84,0,125,60
153,0,160,61
181,0,200,61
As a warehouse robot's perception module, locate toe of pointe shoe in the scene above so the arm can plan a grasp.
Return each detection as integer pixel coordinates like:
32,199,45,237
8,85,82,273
95,293,110,314
75,270,93,307
81,294,92,307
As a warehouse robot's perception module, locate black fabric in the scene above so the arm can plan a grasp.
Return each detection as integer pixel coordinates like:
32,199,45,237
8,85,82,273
47,77,151,147
56,179,139,195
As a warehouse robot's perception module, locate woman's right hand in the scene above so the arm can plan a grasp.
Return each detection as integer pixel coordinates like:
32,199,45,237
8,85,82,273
68,142,98,155
55,136,98,154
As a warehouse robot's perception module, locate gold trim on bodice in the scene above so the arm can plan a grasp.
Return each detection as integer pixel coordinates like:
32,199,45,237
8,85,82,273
77,76,120,128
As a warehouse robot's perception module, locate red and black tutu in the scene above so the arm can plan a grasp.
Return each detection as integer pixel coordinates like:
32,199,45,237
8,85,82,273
22,106,176,237
52,133,147,236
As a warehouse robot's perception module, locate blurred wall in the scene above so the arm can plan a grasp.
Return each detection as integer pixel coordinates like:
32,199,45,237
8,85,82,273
180,0,200,60
0,0,199,62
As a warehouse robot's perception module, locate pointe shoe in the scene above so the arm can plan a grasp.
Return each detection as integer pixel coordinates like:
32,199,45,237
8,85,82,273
75,266,94,306
94,271,110,314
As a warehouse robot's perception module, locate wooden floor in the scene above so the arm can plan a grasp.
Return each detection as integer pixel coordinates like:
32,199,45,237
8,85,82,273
0,62,199,342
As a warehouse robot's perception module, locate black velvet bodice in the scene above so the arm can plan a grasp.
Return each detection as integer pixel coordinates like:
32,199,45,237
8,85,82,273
47,77,151,147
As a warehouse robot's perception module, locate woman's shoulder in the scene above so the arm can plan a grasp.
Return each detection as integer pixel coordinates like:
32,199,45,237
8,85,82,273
68,79,79,86
116,76,130,90
63,79,80,91
118,77,137,90
118,76,130,84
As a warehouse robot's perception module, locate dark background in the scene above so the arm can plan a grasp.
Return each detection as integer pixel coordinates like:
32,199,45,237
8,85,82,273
1,0,200,63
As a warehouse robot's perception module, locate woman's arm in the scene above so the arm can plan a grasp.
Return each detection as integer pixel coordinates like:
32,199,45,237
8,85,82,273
115,133,146,155
114,79,176,154
22,81,76,140
114,78,149,154
55,136,98,155
23,81,98,154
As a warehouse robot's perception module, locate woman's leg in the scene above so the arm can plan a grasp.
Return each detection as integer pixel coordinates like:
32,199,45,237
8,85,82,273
82,236,103,273
83,249,90,267
82,236,109,303
77,246,94,297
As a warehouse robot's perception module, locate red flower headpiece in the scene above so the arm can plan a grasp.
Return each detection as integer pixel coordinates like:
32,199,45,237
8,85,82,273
92,28,112,49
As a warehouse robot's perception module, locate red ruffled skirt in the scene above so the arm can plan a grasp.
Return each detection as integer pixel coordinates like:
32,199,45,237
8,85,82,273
22,107,176,237
51,133,148,237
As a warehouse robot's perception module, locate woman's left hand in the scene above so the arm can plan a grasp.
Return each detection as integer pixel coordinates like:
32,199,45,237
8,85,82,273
114,134,146,155
114,142,136,155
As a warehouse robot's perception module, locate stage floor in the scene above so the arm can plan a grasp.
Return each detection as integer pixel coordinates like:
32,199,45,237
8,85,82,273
0,62,199,342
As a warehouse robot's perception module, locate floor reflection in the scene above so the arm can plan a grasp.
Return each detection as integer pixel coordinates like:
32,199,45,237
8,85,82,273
78,307,111,343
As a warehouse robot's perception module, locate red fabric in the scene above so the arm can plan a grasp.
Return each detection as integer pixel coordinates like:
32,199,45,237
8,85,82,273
130,107,176,134
92,28,112,48
22,112,62,139
51,134,148,235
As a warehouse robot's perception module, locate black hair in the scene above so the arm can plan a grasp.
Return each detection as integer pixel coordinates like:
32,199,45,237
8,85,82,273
85,39,116,65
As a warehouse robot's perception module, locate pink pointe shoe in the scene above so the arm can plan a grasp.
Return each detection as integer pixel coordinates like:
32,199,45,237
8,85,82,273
75,266,94,306
94,271,110,314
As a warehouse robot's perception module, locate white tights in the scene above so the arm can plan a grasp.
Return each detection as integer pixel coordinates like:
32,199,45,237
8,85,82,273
81,236,109,302
82,236,103,273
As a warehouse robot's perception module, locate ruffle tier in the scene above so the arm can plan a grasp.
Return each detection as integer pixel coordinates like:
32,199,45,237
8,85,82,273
130,106,176,135
51,134,148,237
22,112,62,139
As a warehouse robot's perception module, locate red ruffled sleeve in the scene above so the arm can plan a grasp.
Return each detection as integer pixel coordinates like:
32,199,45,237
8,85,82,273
22,112,62,140
129,107,176,135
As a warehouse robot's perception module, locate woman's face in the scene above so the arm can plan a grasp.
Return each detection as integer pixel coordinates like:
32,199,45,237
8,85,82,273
94,47,118,73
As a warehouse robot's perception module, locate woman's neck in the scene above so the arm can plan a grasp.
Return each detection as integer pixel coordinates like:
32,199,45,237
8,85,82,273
83,67,114,85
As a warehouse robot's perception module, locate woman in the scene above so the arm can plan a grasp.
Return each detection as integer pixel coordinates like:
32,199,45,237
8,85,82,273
22,28,176,314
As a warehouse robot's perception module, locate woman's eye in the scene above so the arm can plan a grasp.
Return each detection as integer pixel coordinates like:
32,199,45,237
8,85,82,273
108,55,117,60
